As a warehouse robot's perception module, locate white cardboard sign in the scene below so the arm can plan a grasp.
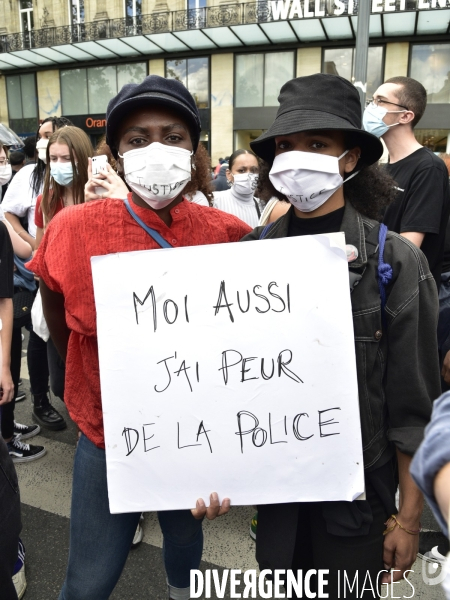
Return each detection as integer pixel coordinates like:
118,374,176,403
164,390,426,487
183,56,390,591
91,233,364,514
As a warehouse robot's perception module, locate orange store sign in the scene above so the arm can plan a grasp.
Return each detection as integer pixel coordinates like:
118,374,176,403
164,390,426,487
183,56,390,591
86,117,106,128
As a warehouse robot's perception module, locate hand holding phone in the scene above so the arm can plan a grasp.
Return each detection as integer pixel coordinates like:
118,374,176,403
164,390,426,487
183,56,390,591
92,155,108,196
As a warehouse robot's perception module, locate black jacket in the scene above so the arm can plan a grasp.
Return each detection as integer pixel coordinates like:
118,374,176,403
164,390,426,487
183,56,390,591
242,201,440,566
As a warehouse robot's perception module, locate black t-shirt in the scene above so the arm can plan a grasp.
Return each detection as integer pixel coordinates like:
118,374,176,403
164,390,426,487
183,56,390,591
288,205,345,237
384,147,450,287
0,221,14,299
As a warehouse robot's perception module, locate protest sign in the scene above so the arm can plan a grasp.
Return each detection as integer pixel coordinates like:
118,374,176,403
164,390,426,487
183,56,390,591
91,233,364,513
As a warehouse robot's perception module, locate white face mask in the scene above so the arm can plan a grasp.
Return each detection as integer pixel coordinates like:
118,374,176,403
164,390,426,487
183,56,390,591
0,163,12,186
119,142,192,209
231,172,259,197
269,150,358,213
36,138,49,163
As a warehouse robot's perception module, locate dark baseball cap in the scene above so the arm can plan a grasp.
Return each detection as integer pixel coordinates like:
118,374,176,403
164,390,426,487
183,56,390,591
106,75,201,157
251,73,383,166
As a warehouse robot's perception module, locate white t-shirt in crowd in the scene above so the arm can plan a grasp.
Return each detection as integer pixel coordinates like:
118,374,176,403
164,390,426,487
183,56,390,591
212,186,261,228
185,190,209,206
2,163,39,238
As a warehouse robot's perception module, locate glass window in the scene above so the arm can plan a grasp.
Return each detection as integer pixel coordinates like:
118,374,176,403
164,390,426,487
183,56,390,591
125,0,142,18
70,0,85,24
188,0,206,8
61,63,147,115
323,46,383,98
166,59,187,87
187,57,208,108
235,52,295,108
6,73,38,133
5,76,22,120
6,74,37,119
166,57,209,108
410,44,450,104
323,48,353,81
415,129,449,153
117,63,147,90
19,0,34,32
61,68,88,115
264,51,295,107
235,54,264,107
21,73,37,118
87,66,117,114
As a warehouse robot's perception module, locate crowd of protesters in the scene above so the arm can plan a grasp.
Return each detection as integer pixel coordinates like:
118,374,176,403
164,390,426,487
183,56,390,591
0,71,450,600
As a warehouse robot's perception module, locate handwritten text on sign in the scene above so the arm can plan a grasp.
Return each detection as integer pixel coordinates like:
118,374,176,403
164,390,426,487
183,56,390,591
91,233,364,513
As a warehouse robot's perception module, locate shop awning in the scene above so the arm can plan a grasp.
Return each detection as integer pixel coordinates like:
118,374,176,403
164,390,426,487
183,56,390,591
0,6,449,70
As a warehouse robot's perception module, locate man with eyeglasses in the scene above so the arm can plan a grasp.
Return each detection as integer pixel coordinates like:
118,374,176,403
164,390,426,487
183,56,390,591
363,76,450,289
364,75,450,572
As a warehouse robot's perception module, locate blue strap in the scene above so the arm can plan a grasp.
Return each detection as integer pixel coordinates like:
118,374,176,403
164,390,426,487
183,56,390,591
124,198,173,249
259,222,275,240
377,223,393,326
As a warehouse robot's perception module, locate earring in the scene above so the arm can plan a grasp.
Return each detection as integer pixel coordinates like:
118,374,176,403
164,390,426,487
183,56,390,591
191,158,196,171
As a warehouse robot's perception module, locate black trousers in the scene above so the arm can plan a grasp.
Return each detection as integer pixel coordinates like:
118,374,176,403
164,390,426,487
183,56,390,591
27,328,49,396
0,437,21,600
47,337,65,401
258,485,388,600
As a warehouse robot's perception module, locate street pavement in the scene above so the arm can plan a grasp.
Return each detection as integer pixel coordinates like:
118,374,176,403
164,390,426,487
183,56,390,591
11,340,447,599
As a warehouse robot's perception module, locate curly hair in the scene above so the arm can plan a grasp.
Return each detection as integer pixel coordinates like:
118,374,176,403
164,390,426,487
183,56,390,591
183,143,213,205
255,149,397,221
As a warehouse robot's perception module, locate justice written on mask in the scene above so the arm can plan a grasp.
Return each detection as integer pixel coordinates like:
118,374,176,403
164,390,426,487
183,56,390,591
269,150,358,213
119,142,192,209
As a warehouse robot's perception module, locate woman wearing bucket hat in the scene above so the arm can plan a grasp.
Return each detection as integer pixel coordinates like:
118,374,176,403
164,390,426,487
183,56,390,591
27,75,252,600
242,73,440,598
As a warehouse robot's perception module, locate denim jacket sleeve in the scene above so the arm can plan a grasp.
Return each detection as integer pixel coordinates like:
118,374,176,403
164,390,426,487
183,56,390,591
410,391,450,538
382,231,439,456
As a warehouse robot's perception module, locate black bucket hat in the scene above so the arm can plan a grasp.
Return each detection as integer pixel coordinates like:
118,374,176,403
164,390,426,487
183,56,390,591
106,75,201,158
250,73,383,166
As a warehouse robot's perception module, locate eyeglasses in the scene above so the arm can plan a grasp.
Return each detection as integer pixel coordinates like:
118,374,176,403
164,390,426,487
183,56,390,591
0,159,9,166
365,97,409,111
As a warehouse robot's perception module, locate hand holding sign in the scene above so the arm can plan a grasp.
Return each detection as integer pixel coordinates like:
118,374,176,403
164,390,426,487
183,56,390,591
191,493,231,521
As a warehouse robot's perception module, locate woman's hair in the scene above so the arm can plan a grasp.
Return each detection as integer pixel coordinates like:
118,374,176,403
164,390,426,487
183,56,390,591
41,126,94,223
183,143,214,205
31,116,73,197
228,149,258,172
255,138,398,220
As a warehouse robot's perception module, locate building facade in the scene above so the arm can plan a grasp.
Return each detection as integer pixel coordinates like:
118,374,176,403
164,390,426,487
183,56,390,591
0,0,449,161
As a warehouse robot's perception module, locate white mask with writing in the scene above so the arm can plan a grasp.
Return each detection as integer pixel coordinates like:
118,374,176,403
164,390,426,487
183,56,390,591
232,173,259,197
36,138,49,164
119,142,192,209
269,150,358,213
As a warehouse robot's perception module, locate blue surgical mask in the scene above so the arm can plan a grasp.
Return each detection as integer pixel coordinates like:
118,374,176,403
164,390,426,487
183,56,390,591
50,162,74,187
363,103,404,138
